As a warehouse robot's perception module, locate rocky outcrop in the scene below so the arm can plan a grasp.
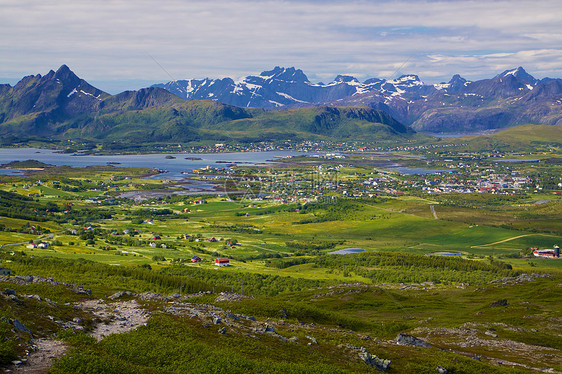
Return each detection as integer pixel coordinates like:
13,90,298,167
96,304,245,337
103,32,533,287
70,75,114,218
395,333,431,347
0,275,91,295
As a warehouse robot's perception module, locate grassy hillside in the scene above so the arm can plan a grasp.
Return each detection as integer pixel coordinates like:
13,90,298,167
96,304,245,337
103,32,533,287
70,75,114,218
458,124,562,151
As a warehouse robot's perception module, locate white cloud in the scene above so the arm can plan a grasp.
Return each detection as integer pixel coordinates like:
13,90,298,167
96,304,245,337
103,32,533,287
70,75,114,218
0,0,560,92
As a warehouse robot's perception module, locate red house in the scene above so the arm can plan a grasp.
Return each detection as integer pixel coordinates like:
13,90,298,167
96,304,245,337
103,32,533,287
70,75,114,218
215,258,229,267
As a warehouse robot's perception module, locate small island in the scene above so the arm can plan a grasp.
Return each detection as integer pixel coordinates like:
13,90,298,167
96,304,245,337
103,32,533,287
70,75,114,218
0,159,55,169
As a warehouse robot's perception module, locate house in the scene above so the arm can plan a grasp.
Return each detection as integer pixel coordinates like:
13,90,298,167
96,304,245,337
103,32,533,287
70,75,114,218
152,236,161,240
209,237,217,242
533,246,560,258
215,258,230,267
37,243,49,249
191,256,202,263
26,243,37,249
149,242,157,248
0,268,11,276
160,244,167,249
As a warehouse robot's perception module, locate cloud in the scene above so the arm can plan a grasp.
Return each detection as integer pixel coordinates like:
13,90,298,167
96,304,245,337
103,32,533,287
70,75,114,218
0,0,560,92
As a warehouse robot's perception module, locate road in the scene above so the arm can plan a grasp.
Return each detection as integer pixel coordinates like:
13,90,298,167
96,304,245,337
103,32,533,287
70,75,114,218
430,205,438,220
0,233,54,249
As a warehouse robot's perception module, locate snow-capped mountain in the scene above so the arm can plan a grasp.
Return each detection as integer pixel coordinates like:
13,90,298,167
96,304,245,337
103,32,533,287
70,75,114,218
152,66,457,109
153,66,561,132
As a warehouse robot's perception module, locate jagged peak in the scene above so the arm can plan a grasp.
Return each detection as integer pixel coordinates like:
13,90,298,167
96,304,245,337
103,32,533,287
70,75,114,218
449,74,466,84
56,64,71,74
334,75,359,84
393,74,422,83
259,66,309,83
499,67,536,83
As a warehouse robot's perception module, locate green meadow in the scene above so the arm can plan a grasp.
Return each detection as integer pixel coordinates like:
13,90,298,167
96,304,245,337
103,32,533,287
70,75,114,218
1,157,561,373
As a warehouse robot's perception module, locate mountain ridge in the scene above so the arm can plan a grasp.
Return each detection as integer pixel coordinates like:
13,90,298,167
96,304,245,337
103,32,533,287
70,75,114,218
153,66,562,133
0,66,417,146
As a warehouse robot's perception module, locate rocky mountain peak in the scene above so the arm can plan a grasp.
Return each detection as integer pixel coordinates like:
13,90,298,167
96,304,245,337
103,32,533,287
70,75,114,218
499,67,536,84
259,66,309,83
334,75,359,84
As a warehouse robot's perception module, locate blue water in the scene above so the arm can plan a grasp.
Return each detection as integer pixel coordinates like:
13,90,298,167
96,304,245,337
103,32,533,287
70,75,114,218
328,248,366,255
492,159,539,163
0,148,307,180
390,167,453,175
432,252,463,256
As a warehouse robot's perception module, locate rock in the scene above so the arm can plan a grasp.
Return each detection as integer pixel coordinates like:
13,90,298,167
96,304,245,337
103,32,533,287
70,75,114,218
73,317,83,324
137,292,164,301
224,312,239,321
215,292,254,302
289,336,299,343
305,335,317,344
358,348,391,371
395,333,431,347
72,285,92,295
436,366,448,373
9,295,23,305
213,317,221,324
490,299,508,307
247,316,256,321
12,360,23,366
109,290,136,300
3,288,15,296
218,327,227,335
11,319,33,337
484,330,498,338
265,324,275,332
279,307,288,319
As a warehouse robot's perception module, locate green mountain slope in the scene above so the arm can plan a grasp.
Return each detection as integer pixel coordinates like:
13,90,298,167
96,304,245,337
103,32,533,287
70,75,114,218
0,66,421,145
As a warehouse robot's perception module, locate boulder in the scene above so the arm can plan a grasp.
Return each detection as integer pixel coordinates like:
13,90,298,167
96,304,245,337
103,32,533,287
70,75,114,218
395,333,431,347
109,290,136,300
490,299,508,307
11,319,33,337
358,348,391,371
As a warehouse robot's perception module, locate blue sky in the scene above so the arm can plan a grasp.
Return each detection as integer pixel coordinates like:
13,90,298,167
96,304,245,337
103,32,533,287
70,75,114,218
1,0,561,93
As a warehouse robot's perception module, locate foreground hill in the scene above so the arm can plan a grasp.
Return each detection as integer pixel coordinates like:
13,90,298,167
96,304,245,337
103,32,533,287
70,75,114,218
0,66,419,145
155,66,562,133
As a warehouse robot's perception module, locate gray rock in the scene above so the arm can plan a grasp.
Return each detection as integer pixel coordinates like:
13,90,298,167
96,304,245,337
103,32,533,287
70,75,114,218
11,319,32,337
490,299,508,307
73,317,83,324
305,335,317,344
224,312,239,321
358,349,391,371
247,316,256,321
436,366,448,373
395,333,431,347
72,285,92,295
218,327,227,334
213,317,221,324
109,290,136,300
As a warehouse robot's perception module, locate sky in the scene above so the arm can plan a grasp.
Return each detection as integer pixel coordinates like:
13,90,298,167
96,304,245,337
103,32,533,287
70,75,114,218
1,0,561,94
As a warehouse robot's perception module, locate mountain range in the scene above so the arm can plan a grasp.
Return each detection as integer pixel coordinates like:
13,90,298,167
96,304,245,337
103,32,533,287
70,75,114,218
153,66,562,133
0,65,416,146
